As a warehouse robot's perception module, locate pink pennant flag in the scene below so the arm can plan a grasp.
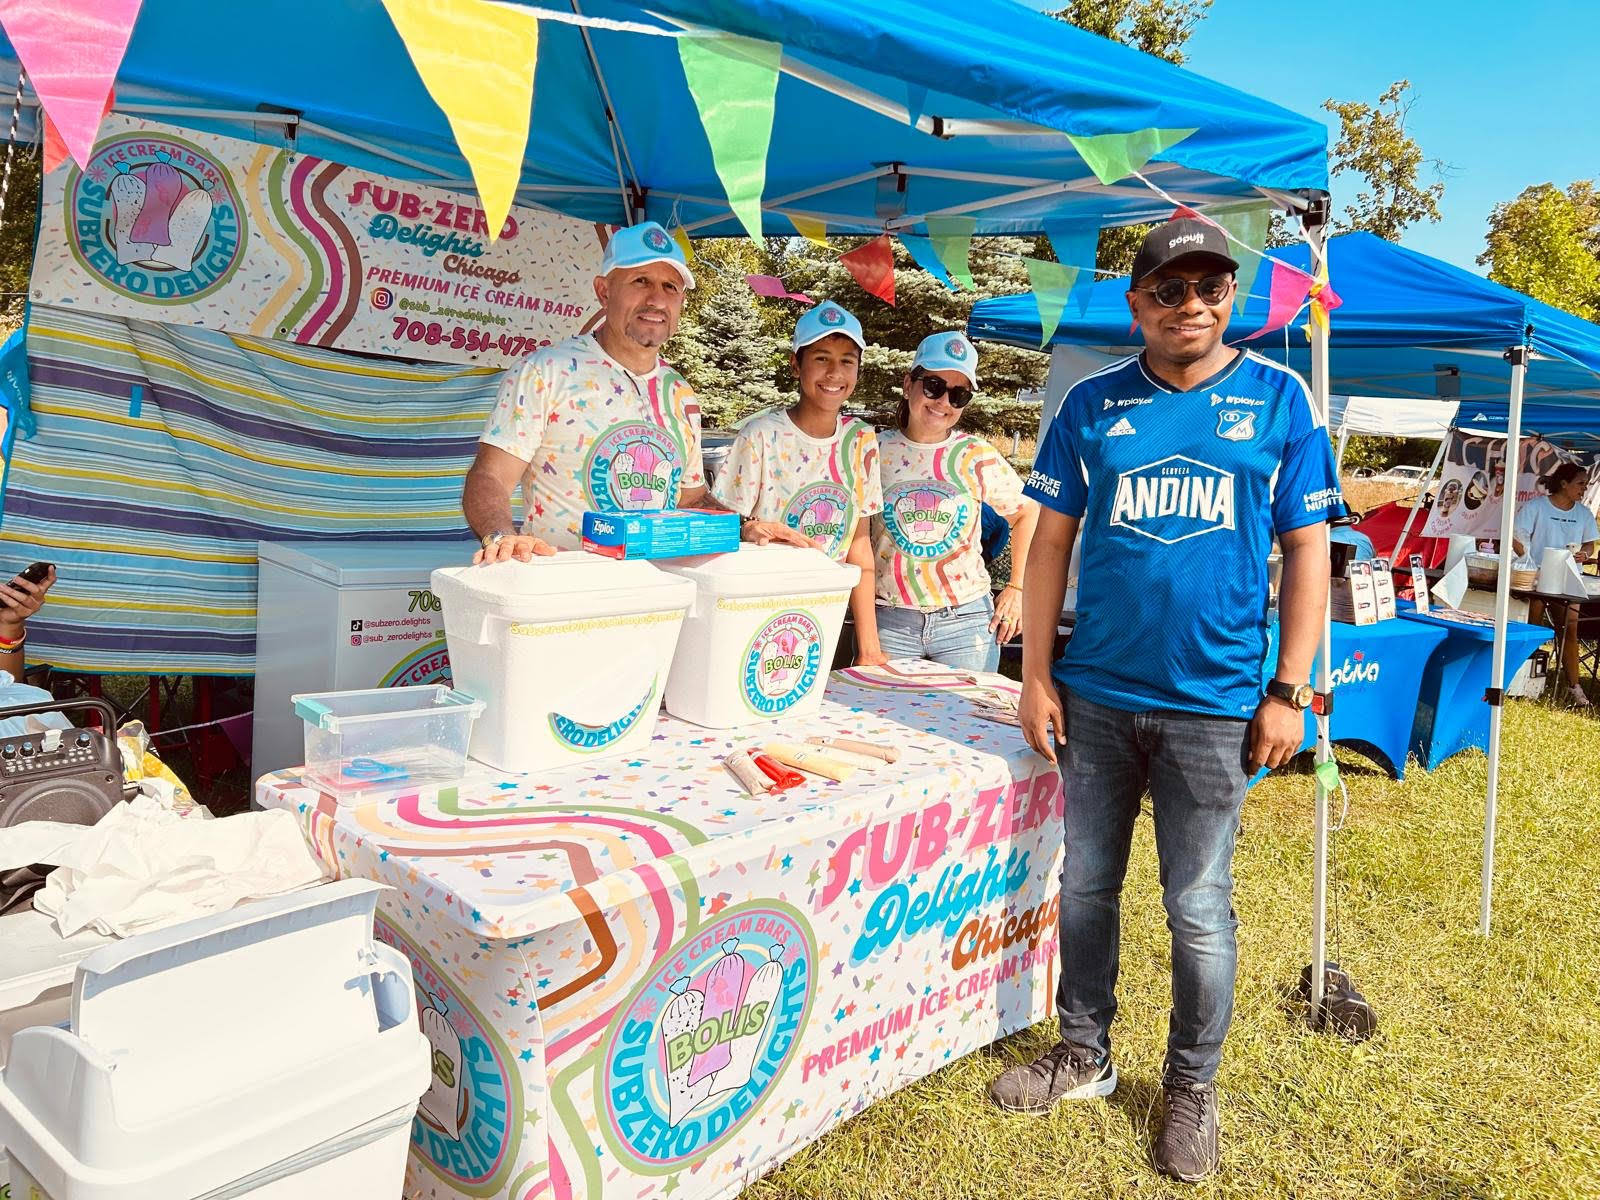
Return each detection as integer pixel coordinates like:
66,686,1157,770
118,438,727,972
1240,261,1315,342
745,274,814,304
42,88,113,175
0,0,142,169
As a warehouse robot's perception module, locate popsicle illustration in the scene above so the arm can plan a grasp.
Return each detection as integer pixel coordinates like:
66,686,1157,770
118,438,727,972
711,944,784,1096
686,939,748,1086
109,162,155,266
912,490,944,533
151,186,213,270
661,976,714,1125
764,631,802,688
805,498,836,540
130,151,185,246
417,995,466,1139
613,440,668,507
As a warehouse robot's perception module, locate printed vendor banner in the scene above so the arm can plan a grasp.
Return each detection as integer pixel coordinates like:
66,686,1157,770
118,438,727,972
1422,430,1570,540
32,115,606,368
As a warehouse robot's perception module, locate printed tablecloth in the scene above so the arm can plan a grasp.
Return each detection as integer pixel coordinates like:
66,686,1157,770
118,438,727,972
256,664,1060,1200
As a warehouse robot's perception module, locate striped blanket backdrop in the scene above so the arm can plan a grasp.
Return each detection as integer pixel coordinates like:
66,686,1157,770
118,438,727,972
0,305,502,674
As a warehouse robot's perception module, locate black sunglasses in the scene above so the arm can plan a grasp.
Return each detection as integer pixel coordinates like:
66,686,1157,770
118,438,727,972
1132,273,1235,308
912,368,974,408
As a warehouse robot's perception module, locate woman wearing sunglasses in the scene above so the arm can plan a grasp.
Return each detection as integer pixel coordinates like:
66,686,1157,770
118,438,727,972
871,331,1039,671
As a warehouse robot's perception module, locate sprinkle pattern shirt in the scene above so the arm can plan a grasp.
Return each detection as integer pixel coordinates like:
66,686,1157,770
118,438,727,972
873,429,1025,610
479,333,704,548
712,410,882,560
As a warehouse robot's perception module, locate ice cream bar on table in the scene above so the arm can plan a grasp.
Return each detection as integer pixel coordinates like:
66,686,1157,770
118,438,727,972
799,742,882,771
751,753,804,791
762,741,857,783
581,509,740,560
807,736,899,764
723,749,773,794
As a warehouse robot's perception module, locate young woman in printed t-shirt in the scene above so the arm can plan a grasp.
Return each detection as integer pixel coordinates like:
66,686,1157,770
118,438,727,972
1512,460,1600,706
872,331,1038,673
712,302,888,665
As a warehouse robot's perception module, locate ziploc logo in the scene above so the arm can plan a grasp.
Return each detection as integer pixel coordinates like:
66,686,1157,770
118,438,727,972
1110,454,1235,544
550,681,657,751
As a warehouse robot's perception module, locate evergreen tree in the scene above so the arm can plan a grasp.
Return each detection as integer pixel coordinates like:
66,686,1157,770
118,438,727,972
668,240,789,429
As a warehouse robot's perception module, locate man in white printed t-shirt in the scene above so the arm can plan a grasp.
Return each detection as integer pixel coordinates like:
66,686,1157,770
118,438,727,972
463,222,805,561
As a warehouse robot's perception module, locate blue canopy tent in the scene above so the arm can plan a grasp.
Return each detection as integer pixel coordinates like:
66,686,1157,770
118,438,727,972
970,229,1600,934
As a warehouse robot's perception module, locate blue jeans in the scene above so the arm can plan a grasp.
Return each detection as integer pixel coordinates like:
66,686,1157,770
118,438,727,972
875,594,999,672
1055,686,1250,1084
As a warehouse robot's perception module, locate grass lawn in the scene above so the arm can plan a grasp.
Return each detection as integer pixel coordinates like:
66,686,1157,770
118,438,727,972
750,699,1600,1200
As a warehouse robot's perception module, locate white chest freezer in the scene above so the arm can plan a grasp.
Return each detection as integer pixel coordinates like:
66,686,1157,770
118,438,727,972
253,541,475,777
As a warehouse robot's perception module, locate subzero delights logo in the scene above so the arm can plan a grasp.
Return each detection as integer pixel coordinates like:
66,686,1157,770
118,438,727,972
644,226,673,252
782,481,852,556
742,610,823,715
585,422,683,511
1109,454,1235,545
885,479,969,559
66,134,246,303
550,681,657,751
945,337,968,360
599,901,815,1171
819,305,846,326
375,917,520,1195
379,638,453,688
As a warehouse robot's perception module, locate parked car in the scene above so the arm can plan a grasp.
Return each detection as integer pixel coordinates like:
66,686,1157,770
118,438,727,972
1367,464,1432,486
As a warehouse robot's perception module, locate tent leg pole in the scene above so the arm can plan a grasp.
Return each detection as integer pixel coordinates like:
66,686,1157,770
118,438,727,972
1306,209,1334,1022
1482,346,1528,936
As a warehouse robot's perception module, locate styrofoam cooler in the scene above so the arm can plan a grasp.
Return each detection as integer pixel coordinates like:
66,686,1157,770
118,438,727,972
432,554,695,773
0,881,429,1200
657,545,860,728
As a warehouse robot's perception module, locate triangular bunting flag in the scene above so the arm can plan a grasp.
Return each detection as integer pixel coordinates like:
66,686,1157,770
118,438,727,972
1023,258,1080,349
906,83,929,128
677,32,781,244
1043,218,1100,315
897,234,956,291
925,215,976,290
745,274,813,304
1206,200,1273,313
1066,126,1197,186
0,0,141,170
790,215,829,247
840,235,895,306
669,225,695,262
43,88,113,175
383,0,539,242
1240,261,1314,342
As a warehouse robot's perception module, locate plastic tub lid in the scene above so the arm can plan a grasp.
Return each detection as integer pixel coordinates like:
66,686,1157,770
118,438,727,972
657,544,860,599
433,552,695,615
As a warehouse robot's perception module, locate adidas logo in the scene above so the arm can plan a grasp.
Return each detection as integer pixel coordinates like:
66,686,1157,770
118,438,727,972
1106,416,1136,437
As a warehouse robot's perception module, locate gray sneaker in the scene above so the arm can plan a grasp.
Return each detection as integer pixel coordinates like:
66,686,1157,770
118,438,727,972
987,1040,1116,1114
1152,1079,1220,1182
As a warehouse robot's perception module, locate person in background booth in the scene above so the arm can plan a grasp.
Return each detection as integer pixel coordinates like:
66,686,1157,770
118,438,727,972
713,302,886,664
0,564,60,735
871,332,1038,672
1512,461,1599,707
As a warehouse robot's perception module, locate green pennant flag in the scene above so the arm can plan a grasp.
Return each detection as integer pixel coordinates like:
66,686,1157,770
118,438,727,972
925,215,977,290
677,33,782,243
1024,257,1080,348
1208,200,1274,312
1314,757,1341,794
1066,127,1198,185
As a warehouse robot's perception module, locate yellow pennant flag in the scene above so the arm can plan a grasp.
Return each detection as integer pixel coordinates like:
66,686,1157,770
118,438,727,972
791,215,829,247
670,226,696,262
382,0,539,242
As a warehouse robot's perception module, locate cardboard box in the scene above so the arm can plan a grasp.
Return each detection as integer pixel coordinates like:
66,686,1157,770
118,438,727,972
581,508,741,560
1371,558,1397,620
1331,563,1379,625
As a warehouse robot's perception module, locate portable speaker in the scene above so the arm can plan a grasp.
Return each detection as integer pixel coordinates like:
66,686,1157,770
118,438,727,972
0,697,129,914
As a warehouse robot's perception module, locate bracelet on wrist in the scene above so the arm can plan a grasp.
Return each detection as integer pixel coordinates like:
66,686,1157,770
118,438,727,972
1001,582,1023,593
0,634,26,653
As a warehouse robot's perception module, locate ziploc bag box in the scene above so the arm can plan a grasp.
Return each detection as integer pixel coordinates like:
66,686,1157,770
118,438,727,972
581,509,740,560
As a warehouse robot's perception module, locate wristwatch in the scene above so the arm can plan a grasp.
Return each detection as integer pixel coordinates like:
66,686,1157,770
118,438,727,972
1265,679,1315,710
480,531,512,551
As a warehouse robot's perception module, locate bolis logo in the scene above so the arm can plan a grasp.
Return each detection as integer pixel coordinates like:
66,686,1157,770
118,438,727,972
1329,652,1380,687
1110,454,1235,544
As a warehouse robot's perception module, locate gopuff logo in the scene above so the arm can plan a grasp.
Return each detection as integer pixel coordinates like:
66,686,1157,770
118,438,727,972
1110,454,1235,544
1169,232,1206,250
1330,652,1380,687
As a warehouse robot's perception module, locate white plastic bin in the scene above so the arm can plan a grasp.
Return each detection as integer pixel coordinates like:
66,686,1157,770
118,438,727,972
0,880,430,1200
657,545,860,728
292,685,484,801
432,554,695,773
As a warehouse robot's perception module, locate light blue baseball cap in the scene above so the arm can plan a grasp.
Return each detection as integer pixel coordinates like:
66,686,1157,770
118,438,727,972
912,330,979,387
599,221,695,289
792,301,865,352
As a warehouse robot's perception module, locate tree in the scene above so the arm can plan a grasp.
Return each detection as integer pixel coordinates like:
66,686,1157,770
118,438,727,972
669,240,790,429
1478,182,1600,321
0,150,40,334
1322,80,1446,242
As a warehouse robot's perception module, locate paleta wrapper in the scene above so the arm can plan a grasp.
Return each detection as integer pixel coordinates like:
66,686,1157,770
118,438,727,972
807,736,899,764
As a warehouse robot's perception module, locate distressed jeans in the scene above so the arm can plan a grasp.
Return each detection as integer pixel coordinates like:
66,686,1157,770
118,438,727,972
1055,686,1250,1084
874,594,1000,673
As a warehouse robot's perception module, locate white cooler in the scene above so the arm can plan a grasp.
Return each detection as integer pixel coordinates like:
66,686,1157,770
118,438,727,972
432,554,695,773
658,545,860,728
0,881,429,1200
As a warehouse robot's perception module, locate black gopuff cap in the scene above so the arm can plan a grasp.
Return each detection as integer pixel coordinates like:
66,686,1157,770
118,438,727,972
1130,217,1240,285
1540,461,1587,493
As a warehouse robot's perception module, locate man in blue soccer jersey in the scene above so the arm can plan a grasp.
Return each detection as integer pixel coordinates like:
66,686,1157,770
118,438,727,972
987,219,1341,1182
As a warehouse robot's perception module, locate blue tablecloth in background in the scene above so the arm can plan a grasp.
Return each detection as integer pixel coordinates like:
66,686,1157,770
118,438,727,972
1397,607,1553,769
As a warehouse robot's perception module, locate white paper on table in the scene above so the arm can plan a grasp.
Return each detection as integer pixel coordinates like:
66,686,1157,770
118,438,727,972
1434,559,1468,609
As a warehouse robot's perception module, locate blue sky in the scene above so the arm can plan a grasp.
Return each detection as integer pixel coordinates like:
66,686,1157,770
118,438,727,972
1180,0,1598,273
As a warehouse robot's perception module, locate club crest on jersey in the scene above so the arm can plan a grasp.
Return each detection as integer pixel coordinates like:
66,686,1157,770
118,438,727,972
1110,454,1236,544
1216,410,1256,442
